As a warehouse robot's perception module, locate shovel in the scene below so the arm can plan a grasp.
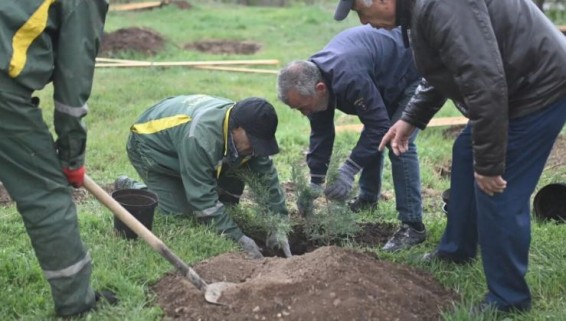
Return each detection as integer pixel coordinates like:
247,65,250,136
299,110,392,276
83,174,234,304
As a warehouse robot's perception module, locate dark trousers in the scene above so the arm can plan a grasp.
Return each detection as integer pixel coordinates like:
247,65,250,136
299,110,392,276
0,90,94,316
437,95,566,310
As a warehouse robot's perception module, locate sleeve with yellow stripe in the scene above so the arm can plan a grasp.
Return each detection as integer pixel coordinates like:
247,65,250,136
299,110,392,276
53,0,108,169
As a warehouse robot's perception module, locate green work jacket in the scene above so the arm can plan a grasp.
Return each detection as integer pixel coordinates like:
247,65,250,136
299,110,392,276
0,0,108,169
130,95,288,220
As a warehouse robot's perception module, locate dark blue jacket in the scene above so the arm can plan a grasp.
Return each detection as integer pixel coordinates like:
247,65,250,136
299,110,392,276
307,25,420,183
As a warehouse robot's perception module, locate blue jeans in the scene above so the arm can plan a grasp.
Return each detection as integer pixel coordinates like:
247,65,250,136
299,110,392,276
358,81,423,223
436,95,566,311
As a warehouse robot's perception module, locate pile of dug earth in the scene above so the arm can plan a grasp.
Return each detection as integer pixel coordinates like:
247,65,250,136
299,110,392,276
152,246,457,321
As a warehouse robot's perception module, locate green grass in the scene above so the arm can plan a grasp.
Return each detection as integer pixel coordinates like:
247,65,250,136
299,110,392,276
2,1,566,320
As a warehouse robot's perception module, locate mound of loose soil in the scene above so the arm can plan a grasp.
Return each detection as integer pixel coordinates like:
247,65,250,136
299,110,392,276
100,27,165,56
184,39,262,55
152,246,458,321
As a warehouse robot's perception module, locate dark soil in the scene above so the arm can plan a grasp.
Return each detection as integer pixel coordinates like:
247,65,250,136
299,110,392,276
99,27,165,56
170,0,192,9
98,27,262,57
2,134,563,320
248,221,398,257
184,39,262,55
151,246,458,321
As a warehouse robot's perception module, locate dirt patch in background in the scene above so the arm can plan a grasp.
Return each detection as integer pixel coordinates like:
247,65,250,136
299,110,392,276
545,135,566,170
152,246,458,321
100,27,165,56
170,0,192,9
184,39,262,55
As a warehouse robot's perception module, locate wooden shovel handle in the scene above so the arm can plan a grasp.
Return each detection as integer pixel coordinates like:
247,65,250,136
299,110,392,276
82,175,209,292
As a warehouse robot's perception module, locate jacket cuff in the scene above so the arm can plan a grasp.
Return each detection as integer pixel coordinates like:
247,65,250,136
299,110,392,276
310,174,326,185
474,161,505,176
400,114,428,130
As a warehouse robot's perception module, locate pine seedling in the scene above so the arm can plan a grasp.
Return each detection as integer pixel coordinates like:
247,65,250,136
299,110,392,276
292,141,361,245
238,169,292,241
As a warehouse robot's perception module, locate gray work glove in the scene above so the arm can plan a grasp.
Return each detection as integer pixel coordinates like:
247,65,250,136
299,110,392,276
238,235,264,259
297,182,323,217
324,160,360,201
266,232,292,258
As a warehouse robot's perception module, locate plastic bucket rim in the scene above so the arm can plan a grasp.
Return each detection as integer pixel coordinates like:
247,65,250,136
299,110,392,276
111,189,158,207
533,183,566,221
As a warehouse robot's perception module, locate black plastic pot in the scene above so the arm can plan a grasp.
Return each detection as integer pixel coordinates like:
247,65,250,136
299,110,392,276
111,189,158,239
533,183,566,222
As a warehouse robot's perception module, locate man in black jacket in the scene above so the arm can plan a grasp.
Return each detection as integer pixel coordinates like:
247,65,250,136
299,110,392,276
334,0,566,314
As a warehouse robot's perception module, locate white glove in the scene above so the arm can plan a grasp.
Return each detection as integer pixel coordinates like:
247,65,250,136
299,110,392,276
238,235,264,259
266,232,292,258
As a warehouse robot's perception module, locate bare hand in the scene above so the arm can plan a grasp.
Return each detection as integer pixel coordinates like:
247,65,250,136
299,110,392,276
474,173,507,196
378,120,416,156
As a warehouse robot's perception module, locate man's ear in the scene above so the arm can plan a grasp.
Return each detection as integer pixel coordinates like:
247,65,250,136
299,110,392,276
315,81,327,93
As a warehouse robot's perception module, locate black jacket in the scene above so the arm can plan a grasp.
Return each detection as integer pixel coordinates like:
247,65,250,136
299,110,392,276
401,0,566,175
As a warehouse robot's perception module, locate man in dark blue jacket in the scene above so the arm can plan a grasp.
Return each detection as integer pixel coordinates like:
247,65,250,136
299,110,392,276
277,25,425,251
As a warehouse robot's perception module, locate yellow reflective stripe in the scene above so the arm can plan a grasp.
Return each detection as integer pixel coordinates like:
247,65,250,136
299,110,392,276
131,115,192,134
9,0,56,78
217,107,233,178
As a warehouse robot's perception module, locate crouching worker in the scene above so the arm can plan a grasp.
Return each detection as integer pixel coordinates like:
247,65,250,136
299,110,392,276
116,95,292,259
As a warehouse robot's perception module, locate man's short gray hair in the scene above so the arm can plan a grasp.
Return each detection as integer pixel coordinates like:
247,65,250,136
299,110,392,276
276,60,322,105
359,0,373,8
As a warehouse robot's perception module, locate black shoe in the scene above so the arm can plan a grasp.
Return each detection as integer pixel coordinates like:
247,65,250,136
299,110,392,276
347,197,377,213
114,175,147,190
60,290,118,319
382,224,426,252
470,299,501,318
95,290,119,305
470,298,531,317
421,249,474,265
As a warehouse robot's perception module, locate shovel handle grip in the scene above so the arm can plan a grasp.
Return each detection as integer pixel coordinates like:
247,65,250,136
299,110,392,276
83,174,209,292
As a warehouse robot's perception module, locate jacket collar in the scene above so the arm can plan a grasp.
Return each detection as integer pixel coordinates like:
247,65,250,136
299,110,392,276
395,0,414,47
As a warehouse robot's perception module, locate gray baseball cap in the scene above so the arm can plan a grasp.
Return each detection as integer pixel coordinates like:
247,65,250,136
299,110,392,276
334,0,354,21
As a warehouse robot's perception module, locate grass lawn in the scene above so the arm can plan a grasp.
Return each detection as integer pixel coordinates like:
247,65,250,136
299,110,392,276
1,1,566,320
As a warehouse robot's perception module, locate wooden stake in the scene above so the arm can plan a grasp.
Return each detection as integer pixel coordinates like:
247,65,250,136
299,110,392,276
95,59,280,68
335,116,468,132
193,66,278,74
109,1,165,12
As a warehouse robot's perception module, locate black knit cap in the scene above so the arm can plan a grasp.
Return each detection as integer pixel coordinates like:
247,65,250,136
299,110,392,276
231,97,279,157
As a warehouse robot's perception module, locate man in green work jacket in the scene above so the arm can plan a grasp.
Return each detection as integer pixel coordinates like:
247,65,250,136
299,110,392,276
116,95,292,259
0,0,116,318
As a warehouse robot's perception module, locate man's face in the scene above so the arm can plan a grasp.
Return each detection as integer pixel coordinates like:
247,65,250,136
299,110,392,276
285,83,329,116
232,127,253,156
352,0,397,29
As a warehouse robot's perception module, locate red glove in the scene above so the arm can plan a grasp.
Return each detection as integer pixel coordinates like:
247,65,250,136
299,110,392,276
63,166,85,187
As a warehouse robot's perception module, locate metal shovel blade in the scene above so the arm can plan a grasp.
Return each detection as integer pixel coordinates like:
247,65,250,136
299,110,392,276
204,282,235,304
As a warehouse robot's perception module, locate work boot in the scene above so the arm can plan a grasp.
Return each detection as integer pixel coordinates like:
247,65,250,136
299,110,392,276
421,249,475,265
347,197,377,213
470,297,531,317
114,175,147,190
382,224,426,252
61,290,118,319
